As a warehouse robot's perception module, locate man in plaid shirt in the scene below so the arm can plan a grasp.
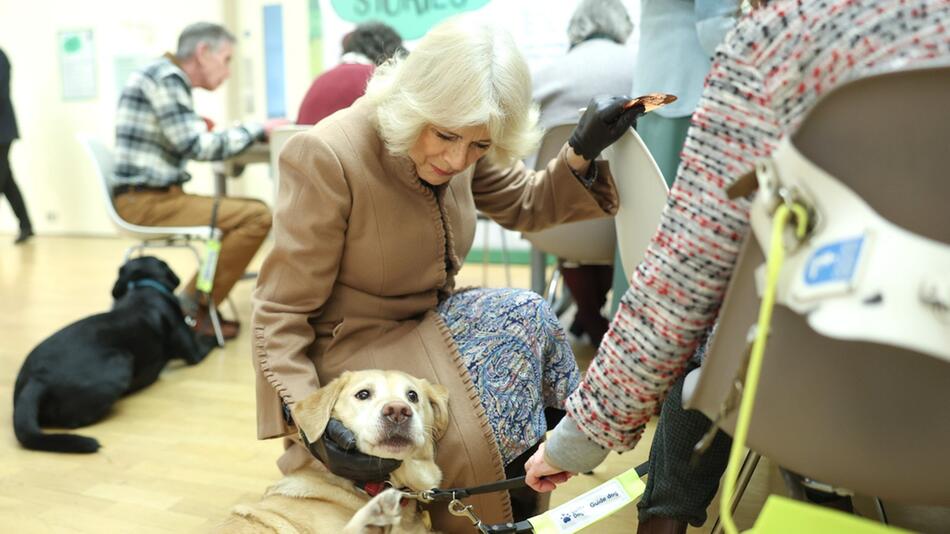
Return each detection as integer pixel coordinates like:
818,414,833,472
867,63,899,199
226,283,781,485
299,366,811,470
113,22,285,340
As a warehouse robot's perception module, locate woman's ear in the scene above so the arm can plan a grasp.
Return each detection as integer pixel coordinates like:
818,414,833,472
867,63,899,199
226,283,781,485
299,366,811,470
111,263,131,300
291,372,351,442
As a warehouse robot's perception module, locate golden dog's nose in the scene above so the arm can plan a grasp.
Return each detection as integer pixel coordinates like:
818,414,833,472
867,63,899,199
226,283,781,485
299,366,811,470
382,402,412,424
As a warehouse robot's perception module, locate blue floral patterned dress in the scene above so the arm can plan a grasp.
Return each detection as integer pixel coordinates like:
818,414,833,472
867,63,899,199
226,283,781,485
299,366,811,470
437,287,580,464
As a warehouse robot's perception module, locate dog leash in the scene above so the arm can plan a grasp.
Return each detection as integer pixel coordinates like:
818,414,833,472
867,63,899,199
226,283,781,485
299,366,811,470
406,476,530,503
401,461,650,533
401,477,535,533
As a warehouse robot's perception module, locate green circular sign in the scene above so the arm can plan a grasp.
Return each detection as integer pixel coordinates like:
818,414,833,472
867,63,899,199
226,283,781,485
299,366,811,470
331,0,490,40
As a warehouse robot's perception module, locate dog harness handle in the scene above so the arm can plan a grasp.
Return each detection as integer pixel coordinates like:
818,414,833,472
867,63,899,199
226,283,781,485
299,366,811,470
422,475,529,502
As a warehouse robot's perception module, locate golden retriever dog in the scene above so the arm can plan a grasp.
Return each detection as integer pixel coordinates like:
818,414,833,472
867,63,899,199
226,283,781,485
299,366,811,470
217,370,448,533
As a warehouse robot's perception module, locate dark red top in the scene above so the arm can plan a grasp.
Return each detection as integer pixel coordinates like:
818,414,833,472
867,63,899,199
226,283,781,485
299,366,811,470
296,63,374,125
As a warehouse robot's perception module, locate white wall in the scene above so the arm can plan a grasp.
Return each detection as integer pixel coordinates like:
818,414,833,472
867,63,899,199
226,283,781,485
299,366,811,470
221,0,311,207
0,0,640,247
0,0,236,235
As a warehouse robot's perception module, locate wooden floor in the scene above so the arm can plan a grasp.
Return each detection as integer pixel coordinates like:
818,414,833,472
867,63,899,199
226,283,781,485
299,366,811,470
2,235,947,533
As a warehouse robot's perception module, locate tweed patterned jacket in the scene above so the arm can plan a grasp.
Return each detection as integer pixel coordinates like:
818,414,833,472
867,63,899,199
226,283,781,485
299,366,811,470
563,0,950,452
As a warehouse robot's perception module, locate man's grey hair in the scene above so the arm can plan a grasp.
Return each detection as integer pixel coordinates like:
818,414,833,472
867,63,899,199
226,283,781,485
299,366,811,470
567,0,633,46
176,22,236,59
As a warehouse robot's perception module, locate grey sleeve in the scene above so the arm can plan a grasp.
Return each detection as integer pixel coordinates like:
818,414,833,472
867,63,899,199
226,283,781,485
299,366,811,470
544,416,610,473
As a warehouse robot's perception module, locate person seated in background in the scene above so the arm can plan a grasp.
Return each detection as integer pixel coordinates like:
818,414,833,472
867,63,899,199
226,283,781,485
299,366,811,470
296,22,404,125
525,1,950,533
113,22,286,341
530,0,635,346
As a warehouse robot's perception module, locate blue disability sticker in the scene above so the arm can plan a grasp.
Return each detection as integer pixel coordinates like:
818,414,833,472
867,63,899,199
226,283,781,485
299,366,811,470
804,236,865,286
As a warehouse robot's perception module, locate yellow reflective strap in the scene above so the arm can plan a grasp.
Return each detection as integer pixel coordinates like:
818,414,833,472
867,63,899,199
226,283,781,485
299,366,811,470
195,238,221,294
720,203,808,534
528,467,646,534
750,495,912,534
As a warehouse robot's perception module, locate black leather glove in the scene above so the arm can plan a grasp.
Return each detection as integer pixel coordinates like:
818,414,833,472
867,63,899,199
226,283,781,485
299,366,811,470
568,95,646,161
301,418,402,482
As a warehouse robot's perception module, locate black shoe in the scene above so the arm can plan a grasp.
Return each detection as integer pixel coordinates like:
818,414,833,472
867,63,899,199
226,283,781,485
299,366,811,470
190,305,240,340
14,228,33,244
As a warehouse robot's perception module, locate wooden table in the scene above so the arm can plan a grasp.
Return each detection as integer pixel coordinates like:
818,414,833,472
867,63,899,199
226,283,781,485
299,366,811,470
212,142,271,197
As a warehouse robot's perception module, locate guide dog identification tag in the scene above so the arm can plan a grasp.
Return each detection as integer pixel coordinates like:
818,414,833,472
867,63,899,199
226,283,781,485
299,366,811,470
529,468,646,533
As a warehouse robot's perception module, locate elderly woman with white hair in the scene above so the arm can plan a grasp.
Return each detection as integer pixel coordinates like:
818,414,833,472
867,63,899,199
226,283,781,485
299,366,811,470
251,15,640,530
534,0,635,131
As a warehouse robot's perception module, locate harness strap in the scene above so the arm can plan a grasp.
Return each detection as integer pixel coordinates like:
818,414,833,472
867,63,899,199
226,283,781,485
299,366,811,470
424,475,528,501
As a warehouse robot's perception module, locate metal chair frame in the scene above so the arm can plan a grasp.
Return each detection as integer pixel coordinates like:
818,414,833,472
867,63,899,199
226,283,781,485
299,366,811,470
78,133,228,346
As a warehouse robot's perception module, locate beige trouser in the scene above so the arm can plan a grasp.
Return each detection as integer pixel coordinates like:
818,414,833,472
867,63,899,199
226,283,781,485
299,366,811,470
114,186,272,306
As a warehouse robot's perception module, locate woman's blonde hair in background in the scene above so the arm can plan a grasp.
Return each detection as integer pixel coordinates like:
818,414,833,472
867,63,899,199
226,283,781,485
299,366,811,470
364,16,542,168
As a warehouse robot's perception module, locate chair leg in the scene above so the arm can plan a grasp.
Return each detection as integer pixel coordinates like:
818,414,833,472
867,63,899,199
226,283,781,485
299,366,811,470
124,243,146,262
498,226,512,287
710,450,760,534
550,277,574,317
874,497,889,525
207,300,226,347
545,267,561,306
481,217,490,286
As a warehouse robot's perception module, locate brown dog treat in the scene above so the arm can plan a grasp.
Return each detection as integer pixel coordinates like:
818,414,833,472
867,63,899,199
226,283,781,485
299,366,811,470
624,93,678,113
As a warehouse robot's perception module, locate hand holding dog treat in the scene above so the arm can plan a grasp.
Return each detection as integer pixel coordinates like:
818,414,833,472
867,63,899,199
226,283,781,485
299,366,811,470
569,95,641,161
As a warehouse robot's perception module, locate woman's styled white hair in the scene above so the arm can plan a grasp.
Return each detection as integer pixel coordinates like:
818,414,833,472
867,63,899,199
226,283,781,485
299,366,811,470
364,16,541,167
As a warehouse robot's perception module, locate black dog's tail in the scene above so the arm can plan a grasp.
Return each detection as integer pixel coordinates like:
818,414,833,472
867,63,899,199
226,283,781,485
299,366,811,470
13,380,100,453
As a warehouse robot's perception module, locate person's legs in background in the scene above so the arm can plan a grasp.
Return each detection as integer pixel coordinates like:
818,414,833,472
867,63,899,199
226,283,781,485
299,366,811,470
610,114,692,314
636,365,731,533
560,263,613,346
114,188,272,338
0,142,34,244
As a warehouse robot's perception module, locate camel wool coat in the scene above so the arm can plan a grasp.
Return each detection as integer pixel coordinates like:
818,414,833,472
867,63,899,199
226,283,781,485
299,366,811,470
251,97,619,529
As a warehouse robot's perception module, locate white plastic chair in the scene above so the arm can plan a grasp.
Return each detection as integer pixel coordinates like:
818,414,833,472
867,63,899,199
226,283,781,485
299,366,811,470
523,123,618,305
683,65,950,530
268,124,311,200
77,133,227,347
602,127,670,279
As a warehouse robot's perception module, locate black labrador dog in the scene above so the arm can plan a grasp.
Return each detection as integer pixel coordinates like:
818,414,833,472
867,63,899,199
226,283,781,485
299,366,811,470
13,256,215,453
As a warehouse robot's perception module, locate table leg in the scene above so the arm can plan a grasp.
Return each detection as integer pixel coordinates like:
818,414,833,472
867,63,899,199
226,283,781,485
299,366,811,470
530,247,547,296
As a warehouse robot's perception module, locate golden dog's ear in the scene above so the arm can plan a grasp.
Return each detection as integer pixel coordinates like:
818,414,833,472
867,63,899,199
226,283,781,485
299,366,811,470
422,380,450,441
291,373,350,442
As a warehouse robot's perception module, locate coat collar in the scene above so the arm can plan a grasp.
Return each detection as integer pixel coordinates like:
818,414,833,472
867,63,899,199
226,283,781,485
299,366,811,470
349,98,421,191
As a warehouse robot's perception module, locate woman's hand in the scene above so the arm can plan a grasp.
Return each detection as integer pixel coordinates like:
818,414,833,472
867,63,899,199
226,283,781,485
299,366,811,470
525,442,575,492
568,96,645,161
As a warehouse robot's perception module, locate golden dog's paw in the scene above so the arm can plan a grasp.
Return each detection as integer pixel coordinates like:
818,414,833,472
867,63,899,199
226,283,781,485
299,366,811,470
345,488,405,532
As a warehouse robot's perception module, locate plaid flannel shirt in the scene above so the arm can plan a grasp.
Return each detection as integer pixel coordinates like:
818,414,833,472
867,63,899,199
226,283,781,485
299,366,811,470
114,54,264,188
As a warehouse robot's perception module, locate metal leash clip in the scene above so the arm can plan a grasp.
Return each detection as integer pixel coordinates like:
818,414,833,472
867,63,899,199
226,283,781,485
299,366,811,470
399,489,436,504
449,498,486,530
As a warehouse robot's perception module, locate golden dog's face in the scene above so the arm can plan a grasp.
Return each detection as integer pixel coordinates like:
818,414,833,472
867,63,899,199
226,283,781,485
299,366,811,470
293,370,449,462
